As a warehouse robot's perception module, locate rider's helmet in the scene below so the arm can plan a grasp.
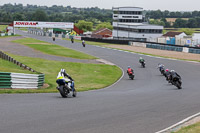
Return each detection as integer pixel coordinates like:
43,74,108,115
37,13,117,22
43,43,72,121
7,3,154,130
60,69,66,73
128,66,131,69
171,70,175,73
140,57,143,60
82,40,85,42
166,69,169,72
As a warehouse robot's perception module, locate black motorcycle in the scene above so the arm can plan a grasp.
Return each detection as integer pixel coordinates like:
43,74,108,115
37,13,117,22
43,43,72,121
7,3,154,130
159,67,165,75
128,72,135,80
71,38,74,43
172,77,182,89
82,42,85,47
141,62,145,68
56,79,77,98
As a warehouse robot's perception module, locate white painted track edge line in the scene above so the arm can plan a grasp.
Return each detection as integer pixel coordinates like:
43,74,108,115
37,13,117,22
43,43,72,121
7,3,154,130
155,112,200,133
103,66,124,89
96,46,199,64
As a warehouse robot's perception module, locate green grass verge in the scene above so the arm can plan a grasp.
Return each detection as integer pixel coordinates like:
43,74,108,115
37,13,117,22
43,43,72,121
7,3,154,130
12,38,97,59
0,53,122,94
18,28,28,31
0,34,21,38
0,25,7,32
164,28,200,34
172,121,200,133
0,59,36,74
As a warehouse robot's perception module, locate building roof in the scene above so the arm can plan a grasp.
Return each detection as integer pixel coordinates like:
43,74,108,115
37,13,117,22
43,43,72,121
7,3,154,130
117,23,163,29
113,7,143,9
92,28,112,34
163,32,184,37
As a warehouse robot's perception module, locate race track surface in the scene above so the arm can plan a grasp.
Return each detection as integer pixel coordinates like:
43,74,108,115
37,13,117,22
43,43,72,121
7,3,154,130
0,30,200,133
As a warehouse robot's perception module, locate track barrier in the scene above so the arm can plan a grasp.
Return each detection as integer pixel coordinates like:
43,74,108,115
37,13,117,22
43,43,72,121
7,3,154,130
0,72,44,89
0,51,45,89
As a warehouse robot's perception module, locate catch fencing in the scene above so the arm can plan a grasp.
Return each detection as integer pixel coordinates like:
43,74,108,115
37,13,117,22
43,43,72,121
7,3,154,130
0,72,44,89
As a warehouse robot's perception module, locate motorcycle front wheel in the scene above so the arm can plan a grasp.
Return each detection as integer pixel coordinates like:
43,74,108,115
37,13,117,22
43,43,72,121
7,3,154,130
72,89,77,97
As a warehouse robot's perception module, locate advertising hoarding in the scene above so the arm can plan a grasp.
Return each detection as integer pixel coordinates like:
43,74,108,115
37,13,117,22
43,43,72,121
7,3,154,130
14,21,74,29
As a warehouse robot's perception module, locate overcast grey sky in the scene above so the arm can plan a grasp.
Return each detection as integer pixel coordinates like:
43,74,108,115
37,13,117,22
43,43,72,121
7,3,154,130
0,0,199,11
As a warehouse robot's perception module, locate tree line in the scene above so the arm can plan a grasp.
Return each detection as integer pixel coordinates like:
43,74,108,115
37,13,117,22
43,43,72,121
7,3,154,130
146,10,200,19
1,4,200,29
146,10,200,28
149,18,200,28
0,4,112,24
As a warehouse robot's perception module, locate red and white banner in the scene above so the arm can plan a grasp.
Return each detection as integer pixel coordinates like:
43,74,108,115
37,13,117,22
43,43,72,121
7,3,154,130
14,21,74,28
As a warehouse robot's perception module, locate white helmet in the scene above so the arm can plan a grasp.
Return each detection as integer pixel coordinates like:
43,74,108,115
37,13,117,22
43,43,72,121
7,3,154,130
60,69,66,73
140,57,143,59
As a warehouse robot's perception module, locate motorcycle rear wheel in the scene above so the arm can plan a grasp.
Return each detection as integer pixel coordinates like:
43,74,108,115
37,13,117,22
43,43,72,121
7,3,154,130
176,81,182,89
59,85,68,98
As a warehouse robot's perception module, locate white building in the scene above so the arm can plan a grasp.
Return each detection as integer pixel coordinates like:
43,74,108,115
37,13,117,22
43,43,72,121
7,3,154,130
192,33,200,46
112,7,163,41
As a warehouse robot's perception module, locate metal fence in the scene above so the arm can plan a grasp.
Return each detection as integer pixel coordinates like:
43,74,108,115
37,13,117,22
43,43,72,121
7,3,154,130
0,50,40,73
0,51,45,89
146,44,183,52
146,43,200,54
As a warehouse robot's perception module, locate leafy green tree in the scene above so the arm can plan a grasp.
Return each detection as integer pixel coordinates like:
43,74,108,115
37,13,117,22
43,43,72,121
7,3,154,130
32,9,48,21
187,18,198,28
96,22,113,30
160,18,171,28
13,13,25,21
180,28,194,35
75,20,93,31
173,18,187,28
163,10,170,18
149,19,165,26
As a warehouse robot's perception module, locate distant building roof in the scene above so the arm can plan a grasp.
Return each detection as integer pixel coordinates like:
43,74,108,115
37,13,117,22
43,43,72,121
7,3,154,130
163,32,184,37
92,28,112,34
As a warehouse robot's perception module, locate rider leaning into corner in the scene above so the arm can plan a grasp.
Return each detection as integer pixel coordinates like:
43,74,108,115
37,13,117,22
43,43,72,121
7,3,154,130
164,68,170,77
57,69,75,91
139,57,145,63
127,66,134,75
169,70,181,81
157,63,165,71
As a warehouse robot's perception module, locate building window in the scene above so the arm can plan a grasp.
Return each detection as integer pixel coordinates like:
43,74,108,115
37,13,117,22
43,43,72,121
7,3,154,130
119,19,142,23
113,26,162,34
118,11,143,15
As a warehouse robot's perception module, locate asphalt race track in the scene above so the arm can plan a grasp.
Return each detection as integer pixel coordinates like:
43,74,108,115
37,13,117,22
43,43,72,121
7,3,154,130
0,30,200,133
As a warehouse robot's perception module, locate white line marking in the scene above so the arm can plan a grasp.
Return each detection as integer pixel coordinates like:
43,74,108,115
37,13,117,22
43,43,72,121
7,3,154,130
155,112,200,133
95,46,199,64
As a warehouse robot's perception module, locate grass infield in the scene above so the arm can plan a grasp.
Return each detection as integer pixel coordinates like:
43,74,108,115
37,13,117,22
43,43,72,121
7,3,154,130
0,54,122,94
12,38,97,59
